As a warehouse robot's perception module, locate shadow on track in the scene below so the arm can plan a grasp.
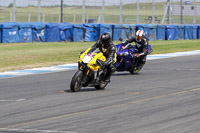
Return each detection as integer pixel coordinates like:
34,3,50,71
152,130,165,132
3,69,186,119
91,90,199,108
64,88,103,93
112,73,139,76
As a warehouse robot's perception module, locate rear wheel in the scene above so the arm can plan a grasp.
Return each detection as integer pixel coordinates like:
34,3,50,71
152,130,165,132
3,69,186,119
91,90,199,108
70,70,84,92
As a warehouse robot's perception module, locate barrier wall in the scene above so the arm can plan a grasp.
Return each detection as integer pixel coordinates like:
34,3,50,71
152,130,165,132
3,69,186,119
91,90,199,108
100,24,113,39
59,23,73,42
84,24,100,42
198,25,200,39
73,24,84,42
1,22,19,43
122,24,132,40
177,25,184,40
0,24,1,43
157,25,165,40
184,25,198,40
31,22,45,42
113,24,123,41
149,24,157,41
129,24,136,38
0,22,199,43
45,23,60,42
18,23,32,43
113,24,135,41
166,25,178,40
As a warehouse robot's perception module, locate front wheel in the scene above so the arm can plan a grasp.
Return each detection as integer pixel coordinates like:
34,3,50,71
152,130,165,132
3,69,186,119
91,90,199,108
70,70,84,92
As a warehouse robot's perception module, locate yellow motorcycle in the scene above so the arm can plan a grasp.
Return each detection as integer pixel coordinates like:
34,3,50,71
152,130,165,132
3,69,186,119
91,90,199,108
70,47,116,92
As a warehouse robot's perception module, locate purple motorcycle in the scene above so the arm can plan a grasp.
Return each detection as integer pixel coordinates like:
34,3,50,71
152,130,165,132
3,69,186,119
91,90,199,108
115,42,152,74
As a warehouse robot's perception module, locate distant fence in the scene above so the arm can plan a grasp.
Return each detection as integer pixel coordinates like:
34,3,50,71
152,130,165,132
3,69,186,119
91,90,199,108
0,22,200,43
1,0,200,24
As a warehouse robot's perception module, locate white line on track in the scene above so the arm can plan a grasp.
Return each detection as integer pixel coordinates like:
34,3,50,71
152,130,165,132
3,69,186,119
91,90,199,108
0,99,26,102
0,128,78,133
1,50,200,80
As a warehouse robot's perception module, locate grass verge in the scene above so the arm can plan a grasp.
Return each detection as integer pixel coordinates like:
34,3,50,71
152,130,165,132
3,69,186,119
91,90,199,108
0,40,200,72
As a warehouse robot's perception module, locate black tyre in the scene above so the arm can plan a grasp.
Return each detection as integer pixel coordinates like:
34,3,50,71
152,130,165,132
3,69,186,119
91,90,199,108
129,70,135,74
95,82,108,90
70,70,83,92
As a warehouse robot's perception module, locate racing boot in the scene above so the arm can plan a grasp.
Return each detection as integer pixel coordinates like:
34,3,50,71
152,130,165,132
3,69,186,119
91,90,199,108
105,76,111,83
104,70,112,83
135,63,145,73
133,66,139,73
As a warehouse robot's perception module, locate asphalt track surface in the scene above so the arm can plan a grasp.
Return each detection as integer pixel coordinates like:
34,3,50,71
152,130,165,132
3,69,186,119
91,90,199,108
0,54,200,133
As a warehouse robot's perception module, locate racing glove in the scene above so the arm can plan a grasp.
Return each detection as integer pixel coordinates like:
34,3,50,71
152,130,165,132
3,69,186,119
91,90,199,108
96,59,105,70
133,53,140,58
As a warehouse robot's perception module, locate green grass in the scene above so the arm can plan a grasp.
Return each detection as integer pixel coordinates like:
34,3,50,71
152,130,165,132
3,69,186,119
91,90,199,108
0,40,200,72
150,40,200,54
0,42,92,72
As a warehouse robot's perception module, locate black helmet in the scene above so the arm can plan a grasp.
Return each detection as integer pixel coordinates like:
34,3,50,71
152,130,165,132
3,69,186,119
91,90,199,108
100,33,112,47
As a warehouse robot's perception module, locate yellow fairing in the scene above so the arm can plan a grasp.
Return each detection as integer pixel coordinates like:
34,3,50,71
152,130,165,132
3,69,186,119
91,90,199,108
79,48,91,62
114,53,117,63
79,48,106,71
79,47,117,71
